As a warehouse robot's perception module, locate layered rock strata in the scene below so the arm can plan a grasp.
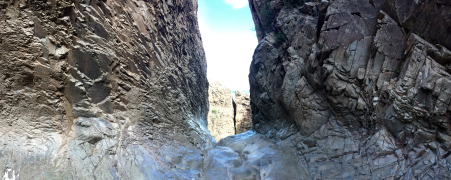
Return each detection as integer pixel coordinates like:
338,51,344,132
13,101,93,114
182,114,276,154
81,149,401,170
233,91,252,134
200,0,451,179
0,0,213,179
207,80,235,141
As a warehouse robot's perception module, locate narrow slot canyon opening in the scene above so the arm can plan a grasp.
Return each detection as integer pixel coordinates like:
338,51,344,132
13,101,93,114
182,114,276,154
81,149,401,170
206,80,253,142
198,0,256,142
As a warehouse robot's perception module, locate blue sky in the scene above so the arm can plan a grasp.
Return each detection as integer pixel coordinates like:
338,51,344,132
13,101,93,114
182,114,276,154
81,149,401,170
197,0,258,91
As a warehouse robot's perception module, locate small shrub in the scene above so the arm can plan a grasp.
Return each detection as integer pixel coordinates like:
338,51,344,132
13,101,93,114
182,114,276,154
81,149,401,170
275,31,286,45
212,109,217,113
257,3,276,35
255,3,287,46
258,4,272,21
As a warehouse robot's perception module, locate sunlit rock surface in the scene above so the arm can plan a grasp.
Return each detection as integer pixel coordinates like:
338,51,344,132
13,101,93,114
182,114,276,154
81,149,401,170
0,0,213,179
233,91,252,134
207,80,235,141
207,81,253,141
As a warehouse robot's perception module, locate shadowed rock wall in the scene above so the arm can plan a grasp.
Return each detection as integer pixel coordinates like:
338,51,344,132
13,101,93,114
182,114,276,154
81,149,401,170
200,0,451,179
0,0,213,179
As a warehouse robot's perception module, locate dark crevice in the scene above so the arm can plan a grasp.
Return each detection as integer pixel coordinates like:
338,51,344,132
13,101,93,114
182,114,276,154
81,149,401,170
315,4,328,42
436,2,443,9
319,48,335,62
395,29,411,74
22,73,34,87
373,13,387,36
379,0,401,26
233,98,237,134
369,0,375,8
442,151,451,159
378,12,385,21
325,26,340,31
60,5,74,19
351,12,362,17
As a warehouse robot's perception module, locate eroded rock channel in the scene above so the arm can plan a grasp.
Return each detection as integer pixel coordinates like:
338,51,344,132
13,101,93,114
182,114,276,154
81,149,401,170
1,0,451,179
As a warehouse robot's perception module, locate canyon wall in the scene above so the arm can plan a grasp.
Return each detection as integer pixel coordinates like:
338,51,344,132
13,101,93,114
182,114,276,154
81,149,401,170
207,81,253,141
2,0,451,179
234,91,252,134
0,0,213,179
201,0,451,179
207,80,235,141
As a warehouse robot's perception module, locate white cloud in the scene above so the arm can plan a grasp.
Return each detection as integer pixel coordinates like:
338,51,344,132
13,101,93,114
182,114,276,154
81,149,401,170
202,31,258,91
224,0,249,9
197,0,257,91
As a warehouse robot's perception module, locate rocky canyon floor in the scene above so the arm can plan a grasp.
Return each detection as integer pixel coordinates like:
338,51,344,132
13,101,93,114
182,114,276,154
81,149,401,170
1,0,451,179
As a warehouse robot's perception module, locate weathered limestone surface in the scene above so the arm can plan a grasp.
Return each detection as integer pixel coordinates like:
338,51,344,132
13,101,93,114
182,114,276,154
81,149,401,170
200,0,451,179
208,80,235,141
233,91,252,134
0,0,214,179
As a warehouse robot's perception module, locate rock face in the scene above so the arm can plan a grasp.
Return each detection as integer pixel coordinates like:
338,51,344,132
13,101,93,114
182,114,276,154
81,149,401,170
200,0,451,179
233,91,252,134
3,0,451,179
0,0,213,179
208,81,235,141
207,82,253,140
